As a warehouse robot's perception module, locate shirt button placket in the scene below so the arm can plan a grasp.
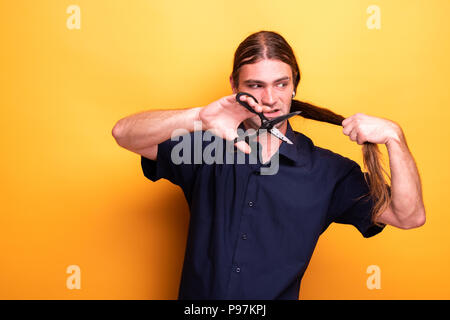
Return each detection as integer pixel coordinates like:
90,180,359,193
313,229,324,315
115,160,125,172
227,171,258,297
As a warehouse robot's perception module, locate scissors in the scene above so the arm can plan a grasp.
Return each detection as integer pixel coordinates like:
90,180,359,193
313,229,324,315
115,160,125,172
234,92,302,145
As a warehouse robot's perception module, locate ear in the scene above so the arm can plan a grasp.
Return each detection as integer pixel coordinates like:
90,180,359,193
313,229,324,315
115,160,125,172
229,75,237,93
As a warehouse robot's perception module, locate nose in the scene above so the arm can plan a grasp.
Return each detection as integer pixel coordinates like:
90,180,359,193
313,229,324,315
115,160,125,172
261,87,276,107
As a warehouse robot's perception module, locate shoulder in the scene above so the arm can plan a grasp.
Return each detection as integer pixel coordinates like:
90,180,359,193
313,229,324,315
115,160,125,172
315,145,358,169
293,130,360,173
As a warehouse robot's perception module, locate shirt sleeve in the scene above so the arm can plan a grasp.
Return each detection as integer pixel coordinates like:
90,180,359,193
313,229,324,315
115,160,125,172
141,131,203,197
329,163,387,238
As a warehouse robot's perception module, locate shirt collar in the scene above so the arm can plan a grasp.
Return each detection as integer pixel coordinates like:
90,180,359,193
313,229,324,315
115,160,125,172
237,121,310,167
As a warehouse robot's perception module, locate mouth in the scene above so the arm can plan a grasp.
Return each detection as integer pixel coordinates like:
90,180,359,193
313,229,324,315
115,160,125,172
263,109,282,118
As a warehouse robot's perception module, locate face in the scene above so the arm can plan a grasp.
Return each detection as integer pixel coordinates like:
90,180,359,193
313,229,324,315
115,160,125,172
231,59,295,132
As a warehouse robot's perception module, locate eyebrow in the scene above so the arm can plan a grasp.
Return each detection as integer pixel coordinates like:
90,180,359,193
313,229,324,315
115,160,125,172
243,76,290,85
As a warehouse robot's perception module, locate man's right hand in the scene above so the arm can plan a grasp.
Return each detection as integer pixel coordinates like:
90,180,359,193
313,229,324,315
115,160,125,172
199,93,271,154
112,92,271,160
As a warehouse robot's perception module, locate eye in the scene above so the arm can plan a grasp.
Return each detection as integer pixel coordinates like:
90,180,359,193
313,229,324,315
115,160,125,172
248,84,260,88
277,82,288,87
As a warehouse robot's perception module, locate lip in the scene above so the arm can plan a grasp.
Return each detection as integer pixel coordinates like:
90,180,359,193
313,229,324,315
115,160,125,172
263,110,282,118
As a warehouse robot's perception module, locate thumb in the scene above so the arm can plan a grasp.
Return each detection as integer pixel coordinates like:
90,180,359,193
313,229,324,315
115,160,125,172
223,128,252,154
234,140,252,154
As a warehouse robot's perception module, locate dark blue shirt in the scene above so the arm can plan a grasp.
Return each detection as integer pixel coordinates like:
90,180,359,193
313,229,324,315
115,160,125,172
141,121,385,300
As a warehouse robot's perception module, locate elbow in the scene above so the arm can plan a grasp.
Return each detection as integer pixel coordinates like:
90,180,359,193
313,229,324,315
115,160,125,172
112,121,126,146
398,208,426,230
414,211,426,228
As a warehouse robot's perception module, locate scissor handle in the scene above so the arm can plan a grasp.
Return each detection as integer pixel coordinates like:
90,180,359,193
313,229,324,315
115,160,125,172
236,92,268,123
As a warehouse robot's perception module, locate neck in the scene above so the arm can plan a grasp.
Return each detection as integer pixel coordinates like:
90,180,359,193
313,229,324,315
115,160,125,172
242,121,288,163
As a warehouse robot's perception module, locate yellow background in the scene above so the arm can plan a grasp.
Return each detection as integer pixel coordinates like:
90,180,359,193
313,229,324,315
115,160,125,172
1,0,449,299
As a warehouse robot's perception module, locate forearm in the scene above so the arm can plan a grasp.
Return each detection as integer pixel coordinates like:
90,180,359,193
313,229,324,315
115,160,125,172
385,126,426,224
112,106,202,151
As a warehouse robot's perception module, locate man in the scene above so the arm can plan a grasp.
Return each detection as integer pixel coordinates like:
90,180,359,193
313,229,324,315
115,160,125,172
112,32,425,299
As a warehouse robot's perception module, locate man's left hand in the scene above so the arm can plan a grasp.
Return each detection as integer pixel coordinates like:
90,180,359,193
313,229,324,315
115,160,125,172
342,113,402,145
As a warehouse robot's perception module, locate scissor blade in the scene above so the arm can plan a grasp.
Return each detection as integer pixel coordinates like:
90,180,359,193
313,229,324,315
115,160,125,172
266,111,302,127
269,127,294,144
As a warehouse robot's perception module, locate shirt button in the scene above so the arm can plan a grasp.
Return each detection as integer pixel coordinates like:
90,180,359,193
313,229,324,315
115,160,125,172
248,201,254,207
241,233,248,240
235,267,241,273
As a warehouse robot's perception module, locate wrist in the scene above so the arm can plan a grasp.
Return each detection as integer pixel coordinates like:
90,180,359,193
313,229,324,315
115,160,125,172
386,123,405,148
189,106,202,123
